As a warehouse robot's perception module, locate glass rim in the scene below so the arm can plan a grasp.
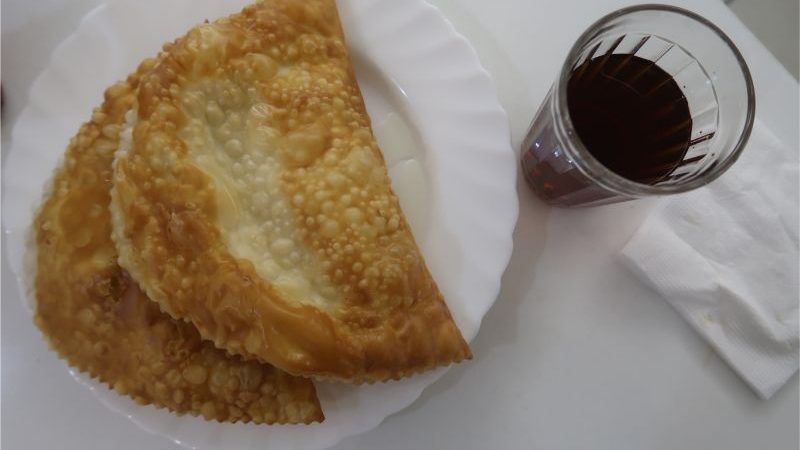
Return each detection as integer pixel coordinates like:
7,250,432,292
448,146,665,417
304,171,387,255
555,3,756,196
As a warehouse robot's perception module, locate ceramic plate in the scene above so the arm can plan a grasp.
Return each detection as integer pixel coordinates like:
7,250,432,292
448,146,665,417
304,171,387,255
1,0,518,448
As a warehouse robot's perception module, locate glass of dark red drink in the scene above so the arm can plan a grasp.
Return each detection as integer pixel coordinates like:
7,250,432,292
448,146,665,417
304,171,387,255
521,4,755,207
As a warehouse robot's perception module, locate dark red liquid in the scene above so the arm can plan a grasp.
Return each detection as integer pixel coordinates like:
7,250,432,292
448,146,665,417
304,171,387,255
567,54,692,184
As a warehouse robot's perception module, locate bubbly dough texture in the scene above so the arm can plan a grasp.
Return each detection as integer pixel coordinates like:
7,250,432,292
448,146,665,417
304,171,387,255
110,0,471,382
33,59,323,424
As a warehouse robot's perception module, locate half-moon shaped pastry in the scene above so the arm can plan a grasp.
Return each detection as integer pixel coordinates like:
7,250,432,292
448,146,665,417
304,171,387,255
110,0,471,382
33,58,323,424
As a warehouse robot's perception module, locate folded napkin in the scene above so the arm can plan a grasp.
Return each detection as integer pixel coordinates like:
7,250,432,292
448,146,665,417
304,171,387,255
620,120,799,399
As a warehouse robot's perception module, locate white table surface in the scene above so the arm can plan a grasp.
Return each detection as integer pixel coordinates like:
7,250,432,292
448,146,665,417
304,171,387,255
2,0,798,449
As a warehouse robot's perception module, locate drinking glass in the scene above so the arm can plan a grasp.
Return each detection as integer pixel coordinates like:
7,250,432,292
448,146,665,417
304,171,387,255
520,4,755,207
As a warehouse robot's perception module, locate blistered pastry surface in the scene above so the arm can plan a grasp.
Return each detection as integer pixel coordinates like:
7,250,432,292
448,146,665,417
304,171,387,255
110,0,471,382
33,59,323,424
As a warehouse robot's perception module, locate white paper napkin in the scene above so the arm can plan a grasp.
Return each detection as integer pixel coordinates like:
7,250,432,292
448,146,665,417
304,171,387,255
620,120,799,399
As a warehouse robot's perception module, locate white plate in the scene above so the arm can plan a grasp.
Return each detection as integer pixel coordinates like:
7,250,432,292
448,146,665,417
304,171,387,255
1,0,518,449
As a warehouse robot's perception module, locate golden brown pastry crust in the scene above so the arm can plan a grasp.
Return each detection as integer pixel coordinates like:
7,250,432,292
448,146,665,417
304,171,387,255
33,58,323,424
110,0,471,383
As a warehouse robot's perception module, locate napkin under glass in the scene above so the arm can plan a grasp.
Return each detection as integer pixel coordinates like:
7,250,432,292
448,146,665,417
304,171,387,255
620,120,799,399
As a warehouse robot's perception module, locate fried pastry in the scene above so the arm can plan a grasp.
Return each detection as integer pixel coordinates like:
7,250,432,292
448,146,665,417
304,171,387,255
110,0,471,382
32,58,323,424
